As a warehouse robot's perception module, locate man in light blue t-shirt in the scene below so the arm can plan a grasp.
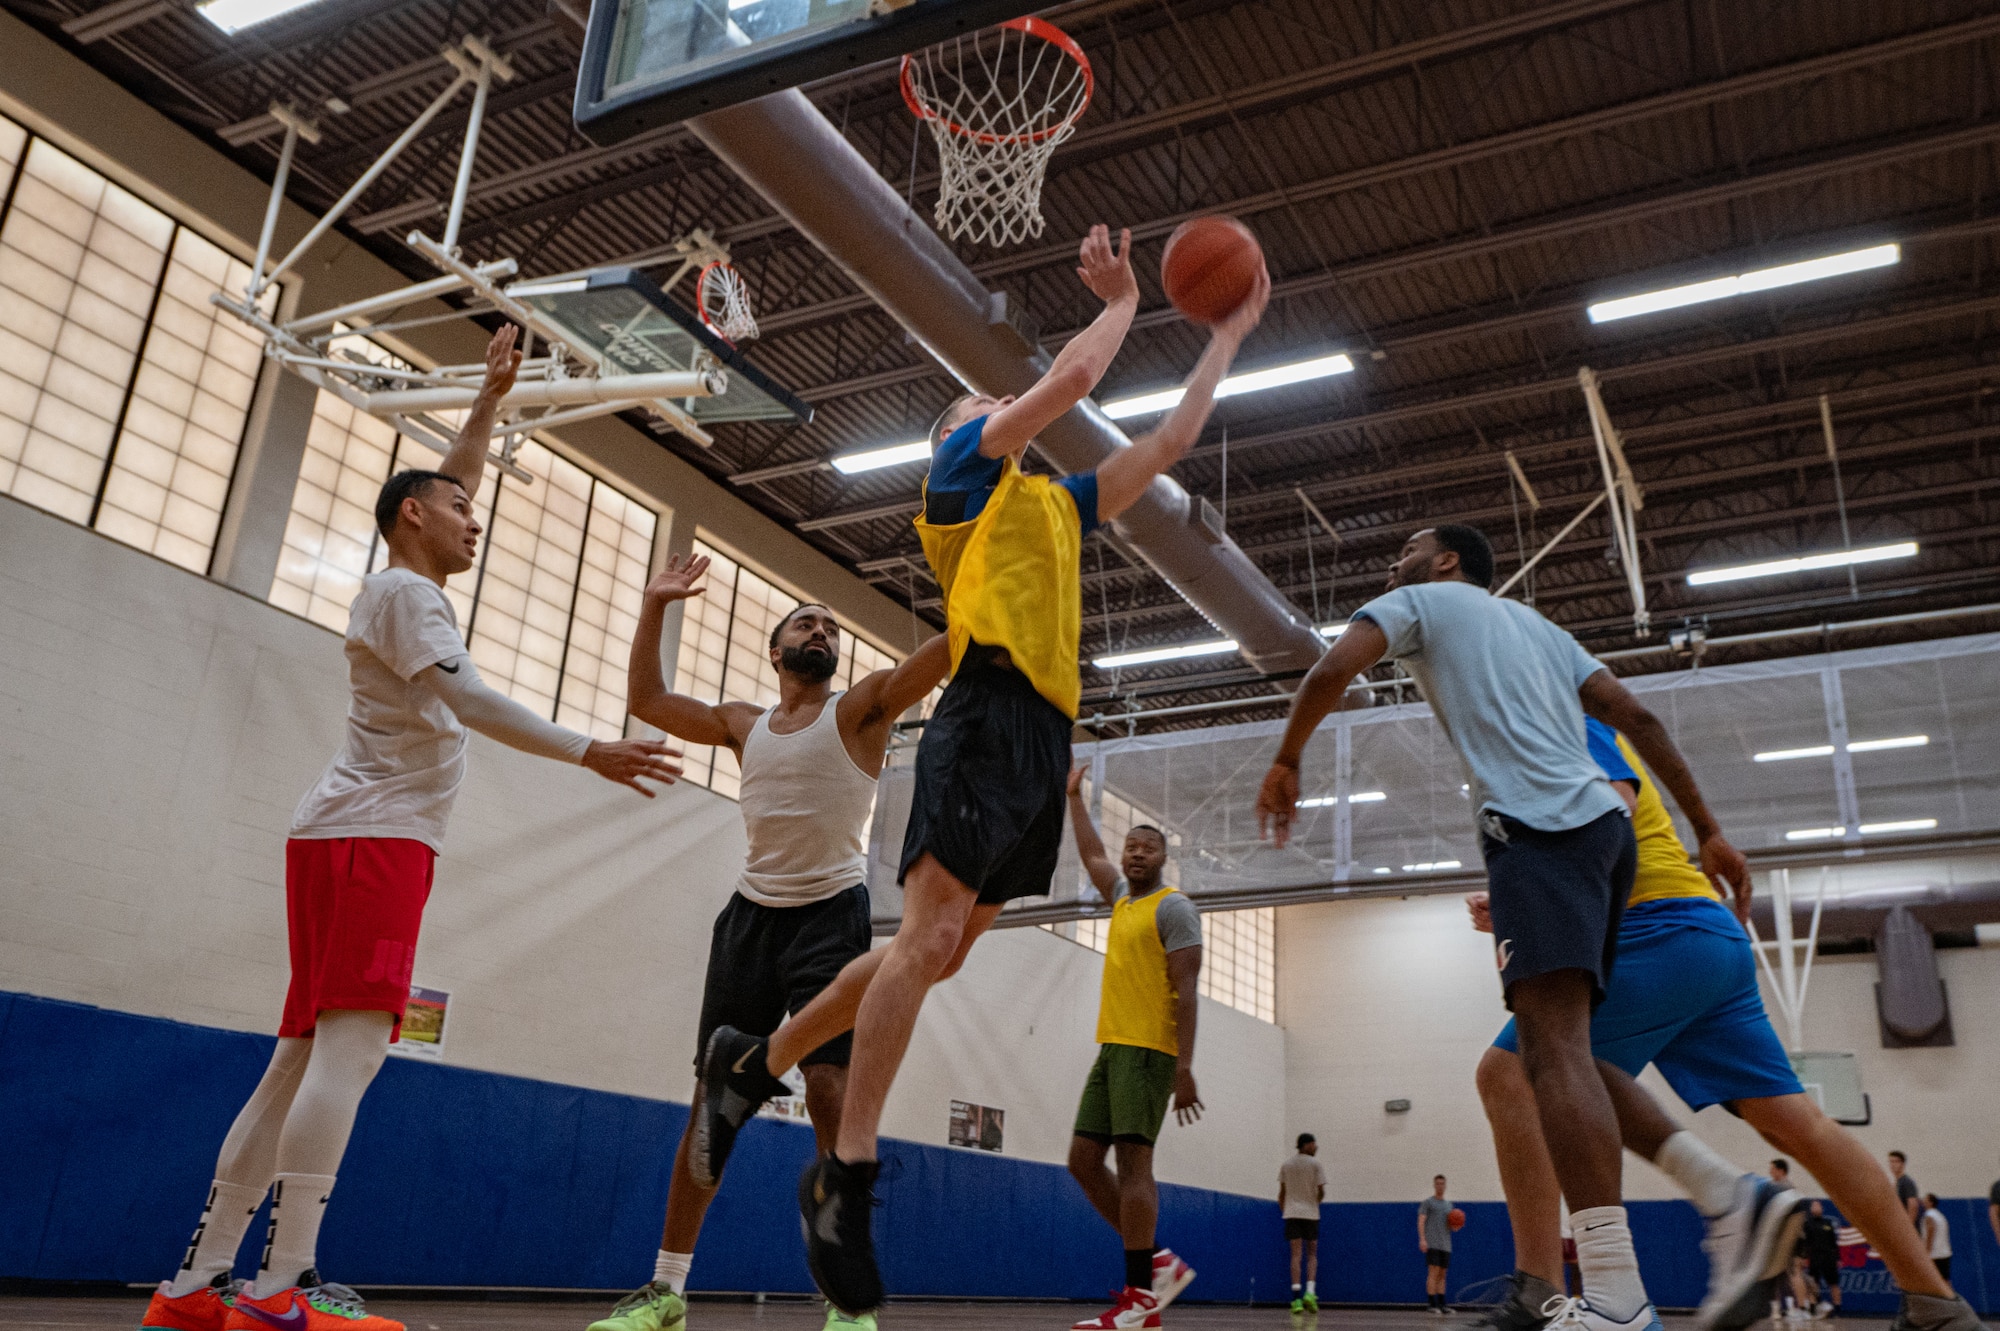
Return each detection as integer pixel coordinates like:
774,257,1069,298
1257,524,1749,1331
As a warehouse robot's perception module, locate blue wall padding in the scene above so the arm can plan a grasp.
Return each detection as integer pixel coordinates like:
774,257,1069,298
3,992,1995,1312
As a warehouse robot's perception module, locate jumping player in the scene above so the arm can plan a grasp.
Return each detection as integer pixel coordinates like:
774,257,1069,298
141,326,682,1331
1063,764,1203,1330
697,223,1270,1318
1467,718,1989,1331
1256,524,1745,1331
584,554,949,1331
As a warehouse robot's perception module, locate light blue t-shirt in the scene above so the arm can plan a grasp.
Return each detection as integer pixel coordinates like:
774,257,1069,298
1354,581,1621,833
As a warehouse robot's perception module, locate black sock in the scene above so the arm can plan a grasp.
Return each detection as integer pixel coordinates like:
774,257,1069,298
1124,1247,1155,1291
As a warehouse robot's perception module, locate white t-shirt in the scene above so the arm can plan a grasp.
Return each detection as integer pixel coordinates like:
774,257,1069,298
1925,1207,1951,1258
1280,1152,1326,1220
290,568,471,853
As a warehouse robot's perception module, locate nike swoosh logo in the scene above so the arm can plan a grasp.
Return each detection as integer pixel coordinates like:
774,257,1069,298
815,1193,843,1244
236,1295,309,1329
731,1047,755,1074
437,661,461,674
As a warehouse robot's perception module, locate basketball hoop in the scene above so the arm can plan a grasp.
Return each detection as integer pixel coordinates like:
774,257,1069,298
901,17,1093,247
697,260,759,344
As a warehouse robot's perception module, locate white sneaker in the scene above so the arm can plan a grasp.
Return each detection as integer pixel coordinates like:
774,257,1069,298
1696,1175,1808,1331
1813,1303,1834,1321
1539,1296,1665,1331
1150,1249,1196,1310
1069,1287,1160,1330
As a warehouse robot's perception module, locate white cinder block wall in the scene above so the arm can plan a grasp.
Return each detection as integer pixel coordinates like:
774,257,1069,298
1277,892,2000,1205
0,496,1285,1197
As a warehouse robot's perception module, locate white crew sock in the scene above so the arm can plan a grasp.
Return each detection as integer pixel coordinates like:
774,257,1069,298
654,1250,693,1295
1571,1205,1648,1322
1654,1130,1745,1218
1292,1285,1302,1295
252,1173,337,1297
1306,1281,1316,1295
165,1180,267,1297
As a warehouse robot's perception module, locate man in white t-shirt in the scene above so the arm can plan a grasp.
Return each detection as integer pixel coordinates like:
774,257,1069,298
142,327,682,1331
1280,1135,1327,1313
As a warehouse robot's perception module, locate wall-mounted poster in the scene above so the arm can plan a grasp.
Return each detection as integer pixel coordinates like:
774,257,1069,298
758,1067,811,1124
948,1100,1004,1152
388,985,449,1059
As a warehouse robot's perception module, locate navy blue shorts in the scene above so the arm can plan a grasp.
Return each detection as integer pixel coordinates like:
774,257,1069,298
1493,896,1804,1111
1480,808,1636,1008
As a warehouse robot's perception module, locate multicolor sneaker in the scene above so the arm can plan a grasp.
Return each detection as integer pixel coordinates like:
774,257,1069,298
1070,1287,1161,1329
1696,1177,1807,1331
824,1305,877,1331
694,1026,791,1187
1151,1250,1195,1310
798,1155,884,1317
586,1283,688,1331
222,1281,403,1331
142,1279,241,1331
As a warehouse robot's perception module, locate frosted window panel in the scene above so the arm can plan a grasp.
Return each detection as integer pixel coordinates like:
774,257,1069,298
98,230,268,571
0,114,24,180
0,138,171,522
557,480,658,740
272,391,400,632
466,439,591,718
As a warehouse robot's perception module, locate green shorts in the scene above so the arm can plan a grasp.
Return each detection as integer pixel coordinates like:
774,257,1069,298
1073,1042,1177,1146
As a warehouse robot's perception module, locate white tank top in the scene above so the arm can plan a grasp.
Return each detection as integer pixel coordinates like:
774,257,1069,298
1925,1208,1950,1258
735,692,879,907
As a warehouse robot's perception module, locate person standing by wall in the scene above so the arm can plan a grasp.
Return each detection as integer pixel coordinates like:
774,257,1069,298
1892,1153,1922,1230
1770,1159,1792,1188
1989,1163,2000,1251
1420,1175,1455,1314
1799,1199,1842,1319
1922,1195,1952,1284
1280,1135,1326,1313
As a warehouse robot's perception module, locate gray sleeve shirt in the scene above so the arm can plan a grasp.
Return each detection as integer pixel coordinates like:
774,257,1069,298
1420,1195,1454,1251
1113,877,1204,953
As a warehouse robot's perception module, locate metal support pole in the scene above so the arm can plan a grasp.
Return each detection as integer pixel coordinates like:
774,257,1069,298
1494,492,1605,597
441,58,494,254
1579,367,1649,635
1333,723,1353,881
1821,665,1862,850
1820,394,1859,600
248,107,318,300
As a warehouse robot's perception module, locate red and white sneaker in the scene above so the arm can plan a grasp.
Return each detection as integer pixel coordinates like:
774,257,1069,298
222,1282,403,1331
141,1281,240,1331
1070,1287,1162,1329
1151,1250,1196,1310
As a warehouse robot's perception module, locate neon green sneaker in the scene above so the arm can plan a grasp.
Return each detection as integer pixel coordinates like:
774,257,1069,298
587,1283,686,1331
824,1306,876,1331
1302,1292,1318,1313
1290,1297,1305,1314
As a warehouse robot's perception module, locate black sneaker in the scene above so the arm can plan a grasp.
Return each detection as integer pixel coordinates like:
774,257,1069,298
1461,1273,1564,1330
692,1025,791,1187
1890,1293,1990,1331
799,1155,883,1316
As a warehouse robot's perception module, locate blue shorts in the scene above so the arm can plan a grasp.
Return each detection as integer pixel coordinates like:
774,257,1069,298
1493,897,1803,1112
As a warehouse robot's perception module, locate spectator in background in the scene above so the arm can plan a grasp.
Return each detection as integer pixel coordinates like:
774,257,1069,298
1280,1134,1326,1313
1800,1199,1841,1319
1419,1174,1454,1315
1892,1151,1922,1230
1771,1158,1792,1187
1989,1163,1999,1250
1923,1194,1952,1284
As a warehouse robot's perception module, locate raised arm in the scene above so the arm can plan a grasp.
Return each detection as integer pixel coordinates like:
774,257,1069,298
1255,618,1389,847
1096,264,1270,523
435,324,522,506
1166,942,1203,1125
979,225,1139,459
1578,669,1750,918
839,632,952,765
627,552,760,751
420,655,681,795
1065,764,1121,904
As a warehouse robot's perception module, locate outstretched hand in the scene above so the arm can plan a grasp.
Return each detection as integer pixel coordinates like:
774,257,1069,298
1076,224,1138,305
1255,761,1300,848
582,738,683,796
1067,762,1088,798
478,324,523,400
1213,263,1271,344
645,552,710,605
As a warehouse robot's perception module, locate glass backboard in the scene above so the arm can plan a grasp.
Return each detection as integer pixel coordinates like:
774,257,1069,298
507,266,811,426
574,0,1049,144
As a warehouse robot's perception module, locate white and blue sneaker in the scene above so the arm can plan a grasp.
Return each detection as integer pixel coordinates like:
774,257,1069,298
1538,1296,1664,1331
1695,1175,1807,1331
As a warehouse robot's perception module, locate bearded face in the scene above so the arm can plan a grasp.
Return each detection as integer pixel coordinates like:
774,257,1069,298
780,640,838,683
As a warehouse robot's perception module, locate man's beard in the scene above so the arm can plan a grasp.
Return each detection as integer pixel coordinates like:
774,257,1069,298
781,642,837,683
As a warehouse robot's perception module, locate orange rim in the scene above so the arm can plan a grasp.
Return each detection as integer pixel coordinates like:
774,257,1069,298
697,260,744,343
900,16,1094,147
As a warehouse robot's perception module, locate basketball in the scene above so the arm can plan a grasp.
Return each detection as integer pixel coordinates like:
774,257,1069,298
1448,1208,1467,1231
1160,215,1263,324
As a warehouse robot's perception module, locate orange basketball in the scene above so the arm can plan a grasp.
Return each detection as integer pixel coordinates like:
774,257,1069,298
1160,216,1262,324
1448,1208,1467,1231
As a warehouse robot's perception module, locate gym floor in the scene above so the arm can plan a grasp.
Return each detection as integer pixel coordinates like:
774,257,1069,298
0,1298,1714,1329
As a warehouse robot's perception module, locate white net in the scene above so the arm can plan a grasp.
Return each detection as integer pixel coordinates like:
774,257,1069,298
697,261,758,343
901,17,1093,247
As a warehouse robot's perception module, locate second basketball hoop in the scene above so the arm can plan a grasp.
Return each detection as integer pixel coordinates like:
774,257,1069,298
902,16,1092,247
698,260,759,344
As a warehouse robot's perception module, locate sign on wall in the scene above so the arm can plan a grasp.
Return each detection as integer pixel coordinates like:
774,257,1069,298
388,985,450,1059
949,1099,1005,1152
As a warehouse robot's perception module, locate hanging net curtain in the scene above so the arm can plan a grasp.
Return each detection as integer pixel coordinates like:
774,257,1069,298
697,261,758,344
901,17,1094,248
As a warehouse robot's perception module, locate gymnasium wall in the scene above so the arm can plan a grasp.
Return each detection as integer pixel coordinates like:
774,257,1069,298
0,495,1287,1290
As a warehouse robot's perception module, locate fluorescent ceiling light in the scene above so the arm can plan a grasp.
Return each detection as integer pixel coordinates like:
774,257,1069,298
1101,353,1354,421
831,440,929,475
197,0,332,32
1588,243,1900,324
1785,827,1845,842
1318,623,1347,638
1372,866,1392,875
1686,541,1916,586
1296,796,1337,809
506,278,588,298
1402,860,1462,872
1755,735,1928,762
1092,638,1238,670
1349,790,1386,803
1858,818,1936,835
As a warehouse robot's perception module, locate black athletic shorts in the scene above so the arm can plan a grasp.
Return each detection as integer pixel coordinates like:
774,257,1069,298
1284,1218,1320,1242
1480,808,1636,1009
899,647,1072,905
1427,1249,1452,1269
1808,1255,1839,1288
694,885,871,1069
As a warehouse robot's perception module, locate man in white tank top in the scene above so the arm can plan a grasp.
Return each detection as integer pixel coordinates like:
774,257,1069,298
588,552,948,1331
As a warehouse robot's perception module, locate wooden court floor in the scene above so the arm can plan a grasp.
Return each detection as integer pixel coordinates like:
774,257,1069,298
0,1296,1717,1330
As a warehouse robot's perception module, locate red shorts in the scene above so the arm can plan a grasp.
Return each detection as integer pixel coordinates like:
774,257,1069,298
281,837,435,1041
